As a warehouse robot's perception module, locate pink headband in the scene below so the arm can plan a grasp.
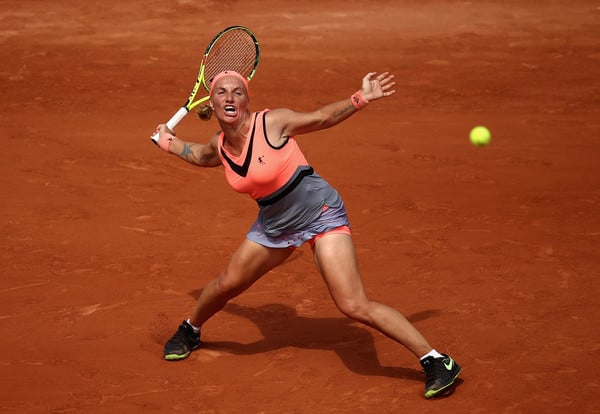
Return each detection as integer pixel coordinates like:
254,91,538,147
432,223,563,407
209,71,250,97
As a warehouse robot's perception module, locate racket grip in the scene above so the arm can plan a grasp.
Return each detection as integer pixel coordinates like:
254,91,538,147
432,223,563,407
150,106,190,144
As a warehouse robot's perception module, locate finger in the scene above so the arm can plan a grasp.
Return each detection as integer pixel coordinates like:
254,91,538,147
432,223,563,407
363,72,377,82
380,74,394,83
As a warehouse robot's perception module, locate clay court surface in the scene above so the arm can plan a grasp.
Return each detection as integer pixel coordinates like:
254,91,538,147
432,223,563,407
2,1,600,412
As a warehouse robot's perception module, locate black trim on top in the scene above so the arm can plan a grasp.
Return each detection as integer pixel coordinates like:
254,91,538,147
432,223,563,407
220,112,259,177
257,166,314,207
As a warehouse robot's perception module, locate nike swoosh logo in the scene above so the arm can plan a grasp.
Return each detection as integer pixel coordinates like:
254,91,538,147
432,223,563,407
444,359,454,370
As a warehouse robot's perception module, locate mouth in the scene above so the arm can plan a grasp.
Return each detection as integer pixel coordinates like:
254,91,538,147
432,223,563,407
224,105,237,116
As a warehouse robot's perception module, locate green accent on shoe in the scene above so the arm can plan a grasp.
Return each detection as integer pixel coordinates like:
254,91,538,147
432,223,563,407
421,354,462,399
163,320,201,361
164,351,191,361
424,366,461,398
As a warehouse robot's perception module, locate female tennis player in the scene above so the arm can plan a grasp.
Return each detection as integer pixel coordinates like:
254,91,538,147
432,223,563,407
153,70,461,399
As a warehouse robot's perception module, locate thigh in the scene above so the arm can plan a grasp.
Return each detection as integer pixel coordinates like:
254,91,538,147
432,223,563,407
312,233,369,304
221,238,294,293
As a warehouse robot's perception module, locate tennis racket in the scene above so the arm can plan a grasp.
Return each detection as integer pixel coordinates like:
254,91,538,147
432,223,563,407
151,25,260,144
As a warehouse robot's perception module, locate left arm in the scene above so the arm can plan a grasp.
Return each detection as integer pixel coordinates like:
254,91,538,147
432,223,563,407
267,72,395,142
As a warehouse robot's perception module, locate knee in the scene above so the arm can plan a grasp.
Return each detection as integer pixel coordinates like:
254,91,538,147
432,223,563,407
335,298,373,325
213,272,245,301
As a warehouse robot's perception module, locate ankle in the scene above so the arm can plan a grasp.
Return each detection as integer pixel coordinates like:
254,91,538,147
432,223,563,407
420,349,443,361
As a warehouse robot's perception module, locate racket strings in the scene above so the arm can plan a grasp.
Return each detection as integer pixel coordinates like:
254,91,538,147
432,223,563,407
204,31,258,89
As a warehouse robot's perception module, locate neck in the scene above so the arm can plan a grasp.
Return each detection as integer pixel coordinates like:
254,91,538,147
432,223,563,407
221,110,252,148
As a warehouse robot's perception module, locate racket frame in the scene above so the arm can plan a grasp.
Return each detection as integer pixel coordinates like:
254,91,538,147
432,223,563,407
152,25,259,143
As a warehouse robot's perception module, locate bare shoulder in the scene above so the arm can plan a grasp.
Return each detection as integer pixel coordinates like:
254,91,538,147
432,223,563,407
265,107,324,139
265,108,298,143
266,108,295,122
198,131,222,167
208,131,222,150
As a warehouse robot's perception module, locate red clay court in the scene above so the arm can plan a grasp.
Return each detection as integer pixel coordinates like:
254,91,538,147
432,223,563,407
1,1,599,412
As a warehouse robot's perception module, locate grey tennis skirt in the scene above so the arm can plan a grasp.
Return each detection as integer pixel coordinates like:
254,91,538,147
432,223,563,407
247,202,351,248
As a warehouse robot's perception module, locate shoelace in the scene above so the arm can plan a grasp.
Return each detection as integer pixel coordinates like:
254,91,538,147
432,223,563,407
169,324,194,344
422,360,450,385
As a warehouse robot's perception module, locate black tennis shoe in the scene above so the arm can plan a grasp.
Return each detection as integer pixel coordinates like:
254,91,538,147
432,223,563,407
420,354,462,398
163,320,201,361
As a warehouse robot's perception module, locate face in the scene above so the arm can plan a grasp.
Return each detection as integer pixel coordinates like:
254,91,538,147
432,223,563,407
209,75,249,122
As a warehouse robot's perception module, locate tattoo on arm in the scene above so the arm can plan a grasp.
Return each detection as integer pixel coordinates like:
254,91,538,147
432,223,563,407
179,143,194,161
333,104,355,121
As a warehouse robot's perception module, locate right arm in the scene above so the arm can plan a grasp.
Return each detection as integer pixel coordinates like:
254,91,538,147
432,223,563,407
154,124,222,168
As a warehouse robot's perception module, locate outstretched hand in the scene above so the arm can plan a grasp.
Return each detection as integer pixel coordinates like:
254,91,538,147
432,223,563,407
360,72,395,102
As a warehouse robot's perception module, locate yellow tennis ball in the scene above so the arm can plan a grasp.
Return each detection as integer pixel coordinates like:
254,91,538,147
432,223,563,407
469,126,491,147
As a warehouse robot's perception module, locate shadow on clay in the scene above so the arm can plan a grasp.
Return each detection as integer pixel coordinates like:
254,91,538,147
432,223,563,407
185,294,441,382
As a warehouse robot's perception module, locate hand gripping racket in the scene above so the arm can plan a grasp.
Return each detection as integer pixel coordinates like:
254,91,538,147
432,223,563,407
151,25,260,144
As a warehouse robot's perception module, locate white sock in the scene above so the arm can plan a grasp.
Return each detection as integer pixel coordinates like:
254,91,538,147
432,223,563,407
420,349,444,361
186,319,200,332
